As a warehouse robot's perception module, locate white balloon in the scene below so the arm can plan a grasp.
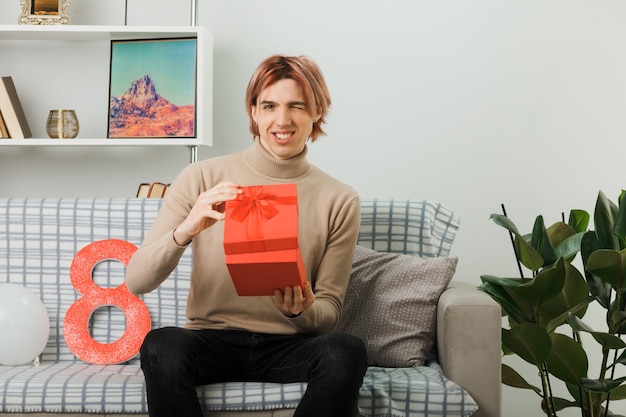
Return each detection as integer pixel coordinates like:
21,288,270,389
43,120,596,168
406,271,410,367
0,283,50,366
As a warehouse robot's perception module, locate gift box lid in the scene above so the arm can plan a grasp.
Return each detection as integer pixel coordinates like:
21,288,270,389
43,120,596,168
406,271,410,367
223,184,299,255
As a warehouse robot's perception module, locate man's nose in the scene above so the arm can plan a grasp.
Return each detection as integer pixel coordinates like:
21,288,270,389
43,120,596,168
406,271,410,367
276,109,291,126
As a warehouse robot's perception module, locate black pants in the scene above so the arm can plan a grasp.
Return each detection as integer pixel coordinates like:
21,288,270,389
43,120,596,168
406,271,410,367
139,327,368,417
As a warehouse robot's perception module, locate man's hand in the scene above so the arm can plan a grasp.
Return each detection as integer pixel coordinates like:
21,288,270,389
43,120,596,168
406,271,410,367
273,281,315,317
173,181,241,246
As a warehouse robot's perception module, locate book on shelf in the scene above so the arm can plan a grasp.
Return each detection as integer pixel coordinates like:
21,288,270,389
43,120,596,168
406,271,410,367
147,182,169,198
0,76,32,139
136,183,150,198
0,111,9,138
136,182,170,198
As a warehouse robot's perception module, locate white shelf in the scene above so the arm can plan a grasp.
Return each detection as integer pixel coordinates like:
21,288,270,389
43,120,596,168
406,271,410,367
0,25,213,148
0,138,202,146
0,24,204,41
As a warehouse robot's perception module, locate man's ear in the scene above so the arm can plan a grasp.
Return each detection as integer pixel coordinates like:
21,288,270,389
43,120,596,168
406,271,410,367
251,105,258,123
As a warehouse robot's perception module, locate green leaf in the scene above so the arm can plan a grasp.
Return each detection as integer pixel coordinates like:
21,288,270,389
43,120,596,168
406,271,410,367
546,333,588,384
550,396,579,412
614,350,626,368
614,190,626,247
547,222,576,251
515,258,566,305
532,216,557,267
490,213,544,271
478,281,531,324
480,275,522,289
567,314,626,349
490,213,521,235
580,376,626,393
539,262,590,331
566,313,594,332
501,363,541,394
581,230,601,264
586,249,626,292
581,231,612,308
568,209,590,234
502,323,552,366
592,332,626,349
514,234,545,272
612,310,626,331
545,296,594,335
595,190,620,250
607,383,626,400
553,232,586,262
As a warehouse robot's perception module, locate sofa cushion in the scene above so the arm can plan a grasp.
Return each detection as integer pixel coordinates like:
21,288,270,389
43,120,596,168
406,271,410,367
335,246,458,367
0,362,476,417
357,199,460,257
359,363,478,417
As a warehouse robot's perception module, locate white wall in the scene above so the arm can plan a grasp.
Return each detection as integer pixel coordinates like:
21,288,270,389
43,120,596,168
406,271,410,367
2,1,626,415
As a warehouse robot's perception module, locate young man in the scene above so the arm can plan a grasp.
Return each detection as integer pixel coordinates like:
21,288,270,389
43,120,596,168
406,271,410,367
125,55,367,417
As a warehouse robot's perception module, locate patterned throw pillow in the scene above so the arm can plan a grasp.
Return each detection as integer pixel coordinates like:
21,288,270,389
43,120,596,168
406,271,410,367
335,245,458,367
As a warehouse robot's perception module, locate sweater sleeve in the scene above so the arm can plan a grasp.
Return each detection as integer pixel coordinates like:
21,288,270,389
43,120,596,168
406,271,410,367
124,164,201,294
288,194,361,334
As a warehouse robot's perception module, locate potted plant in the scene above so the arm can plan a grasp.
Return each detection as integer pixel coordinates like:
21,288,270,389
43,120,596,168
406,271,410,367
480,190,626,417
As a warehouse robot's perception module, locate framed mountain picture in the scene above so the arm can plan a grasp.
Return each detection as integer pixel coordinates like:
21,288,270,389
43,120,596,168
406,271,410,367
107,38,197,139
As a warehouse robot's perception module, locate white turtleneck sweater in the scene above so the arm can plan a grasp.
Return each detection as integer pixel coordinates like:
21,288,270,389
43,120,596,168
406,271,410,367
125,139,360,335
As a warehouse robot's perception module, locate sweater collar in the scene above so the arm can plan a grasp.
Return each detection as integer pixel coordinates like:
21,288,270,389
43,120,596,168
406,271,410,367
243,137,311,179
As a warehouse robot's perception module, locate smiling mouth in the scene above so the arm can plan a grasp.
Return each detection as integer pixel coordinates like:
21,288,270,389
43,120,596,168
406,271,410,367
273,132,293,141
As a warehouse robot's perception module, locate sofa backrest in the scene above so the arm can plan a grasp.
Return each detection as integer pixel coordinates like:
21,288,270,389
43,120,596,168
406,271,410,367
0,198,459,364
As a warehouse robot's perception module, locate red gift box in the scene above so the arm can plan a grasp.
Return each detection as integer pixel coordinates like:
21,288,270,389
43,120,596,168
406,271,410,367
225,249,305,296
224,184,306,296
223,184,299,255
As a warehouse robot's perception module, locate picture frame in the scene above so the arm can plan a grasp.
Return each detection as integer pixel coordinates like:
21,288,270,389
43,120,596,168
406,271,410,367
107,38,198,139
19,0,70,25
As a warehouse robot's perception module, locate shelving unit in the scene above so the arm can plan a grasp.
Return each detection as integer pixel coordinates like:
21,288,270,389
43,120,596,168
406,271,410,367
0,25,213,151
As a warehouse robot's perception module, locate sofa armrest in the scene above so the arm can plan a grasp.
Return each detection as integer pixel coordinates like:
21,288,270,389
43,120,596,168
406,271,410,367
437,281,502,417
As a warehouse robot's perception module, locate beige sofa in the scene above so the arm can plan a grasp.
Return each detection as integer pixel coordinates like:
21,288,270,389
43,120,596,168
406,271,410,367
0,197,501,417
